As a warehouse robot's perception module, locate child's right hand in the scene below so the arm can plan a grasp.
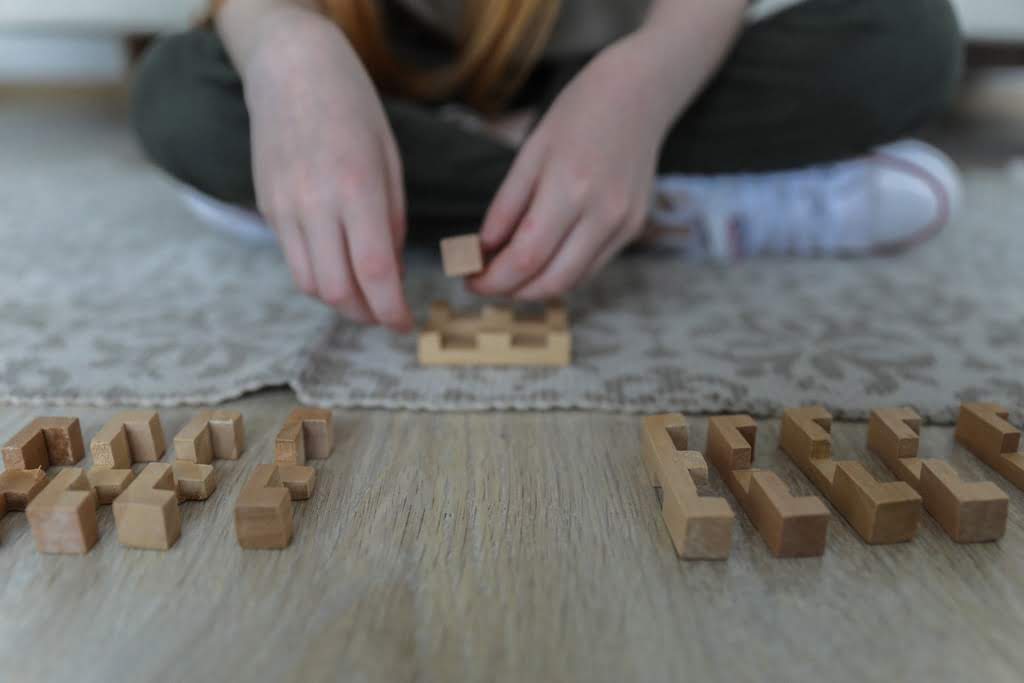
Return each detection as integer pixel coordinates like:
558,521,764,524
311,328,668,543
241,11,412,331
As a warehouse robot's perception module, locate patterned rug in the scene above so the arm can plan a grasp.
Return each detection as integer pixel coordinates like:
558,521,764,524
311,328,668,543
3,97,1023,422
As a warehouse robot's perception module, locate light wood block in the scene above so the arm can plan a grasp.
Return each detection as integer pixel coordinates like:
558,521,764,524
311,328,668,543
2,417,84,469
208,410,245,460
0,468,48,511
173,461,217,502
112,463,181,550
868,407,1007,543
275,407,333,464
707,415,829,557
780,406,922,544
91,410,166,467
955,403,1024,491
419,301,571,367
174,413,213,464
235,464,294,549
440,233,483,277
86,468,135,506
642,414,733,560
278,465,316,500
25,468,99,554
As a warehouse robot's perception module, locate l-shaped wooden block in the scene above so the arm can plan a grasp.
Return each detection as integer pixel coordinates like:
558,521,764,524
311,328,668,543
275,408,334,465
2,417,84,469
642,414,734,560
174,410,245,464
112,463,181,550
25,468,99,554
780,406,922,544
954,402,1024,491
707,415,829,557
868,408,1007,543
0,469,49,532
91,410,166,468
235,464,316,549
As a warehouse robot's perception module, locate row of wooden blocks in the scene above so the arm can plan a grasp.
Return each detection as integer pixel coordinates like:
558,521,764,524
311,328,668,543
644,402,1023,559
0,407,336,552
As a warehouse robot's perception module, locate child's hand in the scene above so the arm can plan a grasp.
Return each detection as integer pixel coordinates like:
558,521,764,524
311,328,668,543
469,35,678,300
244,14,412,331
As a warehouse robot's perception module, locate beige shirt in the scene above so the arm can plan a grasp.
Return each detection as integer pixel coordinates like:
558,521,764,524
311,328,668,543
399,0,808,57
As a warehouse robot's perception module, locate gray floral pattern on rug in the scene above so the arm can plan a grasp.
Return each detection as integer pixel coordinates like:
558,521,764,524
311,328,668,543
2,101,1022,422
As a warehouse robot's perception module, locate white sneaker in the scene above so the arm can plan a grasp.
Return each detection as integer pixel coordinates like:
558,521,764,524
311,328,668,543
646,139,962,261
178,185,277,245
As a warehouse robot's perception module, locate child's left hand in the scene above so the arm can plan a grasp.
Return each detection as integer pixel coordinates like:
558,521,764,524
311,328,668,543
468,33,684,300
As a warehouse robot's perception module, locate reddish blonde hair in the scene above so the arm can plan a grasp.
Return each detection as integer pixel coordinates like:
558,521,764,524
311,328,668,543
323,0,561,111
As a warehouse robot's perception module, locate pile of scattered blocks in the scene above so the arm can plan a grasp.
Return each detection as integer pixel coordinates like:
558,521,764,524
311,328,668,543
641,402,1020,560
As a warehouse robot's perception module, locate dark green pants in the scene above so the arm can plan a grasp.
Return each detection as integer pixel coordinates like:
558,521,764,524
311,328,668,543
133,0,962,239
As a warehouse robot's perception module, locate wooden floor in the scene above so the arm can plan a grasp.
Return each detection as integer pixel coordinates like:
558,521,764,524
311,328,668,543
1,391,1023,683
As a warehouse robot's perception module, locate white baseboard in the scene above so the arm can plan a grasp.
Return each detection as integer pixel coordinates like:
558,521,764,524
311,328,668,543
0,34,126,84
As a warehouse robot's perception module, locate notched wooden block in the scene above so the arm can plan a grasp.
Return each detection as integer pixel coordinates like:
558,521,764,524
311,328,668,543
0,468,48,512
86,468,135,505
174,410,245,463
278,464,316,500
172,461,217,502
642,413,733,560
2,417,85,469
780,406,922,545
25,468,99,554
174,413,213,464
275,407,333,464
235,464,294,549
91,410,166,467
418,301,571,367
208,410,245,460
440,233,484,277
955,403,1024,491
869,407,1007,543
707,415,829,558
112,463,181,550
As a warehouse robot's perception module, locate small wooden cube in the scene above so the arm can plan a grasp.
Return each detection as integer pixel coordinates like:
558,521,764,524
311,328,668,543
235,465,294,549
174,414,214,465
2,423,49,470
86,468,135,505
172,461,217,502
208,410,245,460
440,234,484,277
25,469,99,554
278,465,316,500
112,463,181,550
91,423,131,469
275,421,305,465
0,468,49,510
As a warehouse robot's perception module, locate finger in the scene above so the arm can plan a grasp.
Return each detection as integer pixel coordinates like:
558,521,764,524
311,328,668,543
479,138,544,252
382,137,407,250
273,216,317,298
305,214,374,325
513,219,611,301
342,181,414,332
469,176,581,296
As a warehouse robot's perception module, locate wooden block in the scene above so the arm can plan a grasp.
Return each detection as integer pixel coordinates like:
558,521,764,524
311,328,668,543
86,468,135,505
642,413,733,560
235,464,294,549
112,463,181,550
278,465,316,500
0,468,48,511
208,410,245,460
641,414,689,487
276,407,333,464
2,423,49,470
440,233,483,277
25,468,99,554
707,415,829,557
780,406,922,544
174,414,214,464
418,301,571,367
868,407,1007,543
92,410,166,465
172,461,217,502
90,422,131,469
955,403,1024,491
35,417,85,465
